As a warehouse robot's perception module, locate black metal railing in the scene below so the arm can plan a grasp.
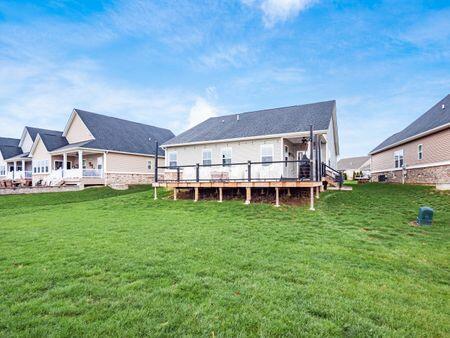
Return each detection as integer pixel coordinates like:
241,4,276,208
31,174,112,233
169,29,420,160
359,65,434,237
156,158,316,183
322,162,343,188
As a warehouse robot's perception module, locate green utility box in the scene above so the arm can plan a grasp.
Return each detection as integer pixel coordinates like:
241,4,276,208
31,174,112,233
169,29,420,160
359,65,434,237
417,207,434,226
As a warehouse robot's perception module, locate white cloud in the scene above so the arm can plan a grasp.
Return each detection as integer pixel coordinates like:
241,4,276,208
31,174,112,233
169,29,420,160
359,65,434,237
243,0,317,27
187,97,218,128
197,44,251,69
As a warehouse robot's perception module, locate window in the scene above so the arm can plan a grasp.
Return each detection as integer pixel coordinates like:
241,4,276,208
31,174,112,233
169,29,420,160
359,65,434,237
82,159,87,169
168,152,177,168
284,145,289,153
418,144,423,160
202,149,212,166
17,164,22,171
97,157,103,170
147,160,152,170
55,161,63,170
221,148,232,166
394,150,404,168
261,144,274,166
45,160,49,173
0,165,5,176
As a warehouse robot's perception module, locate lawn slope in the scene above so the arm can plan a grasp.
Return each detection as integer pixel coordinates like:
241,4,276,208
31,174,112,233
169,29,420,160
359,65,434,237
0,184,449,336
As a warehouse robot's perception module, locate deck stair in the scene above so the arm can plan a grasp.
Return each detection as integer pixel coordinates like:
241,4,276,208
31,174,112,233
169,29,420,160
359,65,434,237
322,163,344,189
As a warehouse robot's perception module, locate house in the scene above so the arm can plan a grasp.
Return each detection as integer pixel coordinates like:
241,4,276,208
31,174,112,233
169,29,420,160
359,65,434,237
0,137,21,179
337,156,370,180
155,100,341,208
1,127,61,181
369,94,450,185
28,109,175,187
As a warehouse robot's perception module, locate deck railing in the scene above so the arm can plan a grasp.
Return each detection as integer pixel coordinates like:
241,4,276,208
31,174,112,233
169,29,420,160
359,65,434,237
157,159,315,183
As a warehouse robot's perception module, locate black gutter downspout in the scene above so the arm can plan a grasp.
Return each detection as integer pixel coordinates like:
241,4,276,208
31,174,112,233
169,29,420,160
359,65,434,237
154,141,158,183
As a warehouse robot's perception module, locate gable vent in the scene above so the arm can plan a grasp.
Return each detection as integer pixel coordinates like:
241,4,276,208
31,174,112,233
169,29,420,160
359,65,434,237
236,114,240,121
442,104,446,110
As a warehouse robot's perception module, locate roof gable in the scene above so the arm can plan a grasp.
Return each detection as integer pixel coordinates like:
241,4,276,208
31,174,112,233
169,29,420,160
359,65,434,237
0,145,23,160
370,94,450,154
29,130,67,156
337,156,370,170
164,100,336,146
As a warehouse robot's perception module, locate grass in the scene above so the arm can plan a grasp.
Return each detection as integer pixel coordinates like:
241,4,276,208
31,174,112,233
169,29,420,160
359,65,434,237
0,184,449,336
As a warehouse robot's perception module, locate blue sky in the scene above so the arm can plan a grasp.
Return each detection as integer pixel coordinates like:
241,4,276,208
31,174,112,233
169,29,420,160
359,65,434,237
0,0,449,157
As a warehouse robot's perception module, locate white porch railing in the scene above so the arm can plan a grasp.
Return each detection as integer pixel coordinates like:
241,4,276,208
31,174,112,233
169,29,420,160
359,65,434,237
82,169,103,177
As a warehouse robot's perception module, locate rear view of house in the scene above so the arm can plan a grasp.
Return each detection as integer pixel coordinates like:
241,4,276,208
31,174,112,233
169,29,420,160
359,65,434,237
337,156,370,180
370,94,450,185
155,100,341,208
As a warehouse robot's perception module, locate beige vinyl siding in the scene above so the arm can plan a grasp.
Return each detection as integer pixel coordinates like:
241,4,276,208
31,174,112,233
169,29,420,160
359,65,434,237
371,128,450,172
21,132,34,153
106,152,161,174
31,138,51,183
66,113,94,144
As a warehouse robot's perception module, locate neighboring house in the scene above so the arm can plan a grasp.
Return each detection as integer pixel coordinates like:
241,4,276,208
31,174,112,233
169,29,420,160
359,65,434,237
162,100,339,181
0,137,21,179
29,109,174,186
1,127,61,181
337,156,370,180
370,94,450,185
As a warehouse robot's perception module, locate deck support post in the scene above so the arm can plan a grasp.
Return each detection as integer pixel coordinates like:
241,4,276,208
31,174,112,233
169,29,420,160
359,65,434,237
287,188,291,197
320,184,325,192
153,187,158,200
316,186,320,199
275,187,280,207
173,188,177,201
194,187,199,202
309,187,315,211
245,187,251,205
218,187,223,202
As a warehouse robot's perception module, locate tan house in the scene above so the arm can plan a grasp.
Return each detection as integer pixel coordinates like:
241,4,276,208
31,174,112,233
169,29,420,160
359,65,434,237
370,94,450,185
155,100,341,209
28,109,174,187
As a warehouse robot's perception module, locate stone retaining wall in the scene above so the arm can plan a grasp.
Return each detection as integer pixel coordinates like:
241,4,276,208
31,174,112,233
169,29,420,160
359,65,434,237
106,173,154,185
372,164,450,184
0,186,82,195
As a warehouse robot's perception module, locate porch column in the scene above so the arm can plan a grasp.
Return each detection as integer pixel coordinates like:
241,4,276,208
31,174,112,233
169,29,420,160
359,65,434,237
21,160,25,172
78,150,83,177
103,152,107,186
63,153,67,178
310,187,315,211
13,161,17,179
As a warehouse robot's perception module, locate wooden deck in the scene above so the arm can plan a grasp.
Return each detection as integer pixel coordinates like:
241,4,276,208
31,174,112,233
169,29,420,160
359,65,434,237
153,180,322,189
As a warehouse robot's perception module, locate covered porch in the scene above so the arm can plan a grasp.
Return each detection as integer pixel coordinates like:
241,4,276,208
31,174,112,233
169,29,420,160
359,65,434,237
5,155,32,181
46,149,106,186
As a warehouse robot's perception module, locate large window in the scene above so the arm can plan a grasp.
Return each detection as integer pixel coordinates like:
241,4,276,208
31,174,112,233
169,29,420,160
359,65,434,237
261,144,274,166
168,152,177,168
146,160,151,170
202,149,212,166
418,144,423,160
221,148,232,166
0,165,5,176
394,150,404,168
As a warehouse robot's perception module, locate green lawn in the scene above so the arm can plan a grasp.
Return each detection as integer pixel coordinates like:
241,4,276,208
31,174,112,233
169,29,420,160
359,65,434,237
0,184,449,336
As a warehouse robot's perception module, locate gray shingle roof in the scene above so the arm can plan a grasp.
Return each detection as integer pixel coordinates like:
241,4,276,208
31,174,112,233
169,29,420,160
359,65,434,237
39,132,68,151
0,137,20,147
164,100,336,146
337,156,370,170
72,109,175,156
370,94,450,154
25,127,62,141
0,145,23,160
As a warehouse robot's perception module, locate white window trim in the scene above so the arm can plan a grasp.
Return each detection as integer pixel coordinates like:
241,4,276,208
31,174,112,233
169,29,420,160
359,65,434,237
146,160,152,170
168,151,178,168
261,144,274,165
417,144,423,160
394,149,404,168
221,147,232,166
202,149,212,166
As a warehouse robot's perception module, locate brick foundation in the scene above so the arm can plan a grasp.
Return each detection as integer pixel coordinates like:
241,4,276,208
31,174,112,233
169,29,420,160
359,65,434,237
105,173,154,185
0,186,81,195
372,164,450,184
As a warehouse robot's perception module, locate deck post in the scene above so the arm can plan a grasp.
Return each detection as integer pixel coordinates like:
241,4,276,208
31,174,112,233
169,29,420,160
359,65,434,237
287,188,291,197
218,187,223,203
316,186,320,199
154,141,158,183
309,187,315,211
247,161,251,182
275,187,280,207
196,163,200,182
309,125,314,181
173,188,177,201
177,167,180,182
154,186,158,200
194,187,199,202
245,187,251,205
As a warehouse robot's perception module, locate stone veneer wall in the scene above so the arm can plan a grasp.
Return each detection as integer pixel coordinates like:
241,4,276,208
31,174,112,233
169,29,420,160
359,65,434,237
371,164,450,185
0,186,81,195
106,173,155,185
